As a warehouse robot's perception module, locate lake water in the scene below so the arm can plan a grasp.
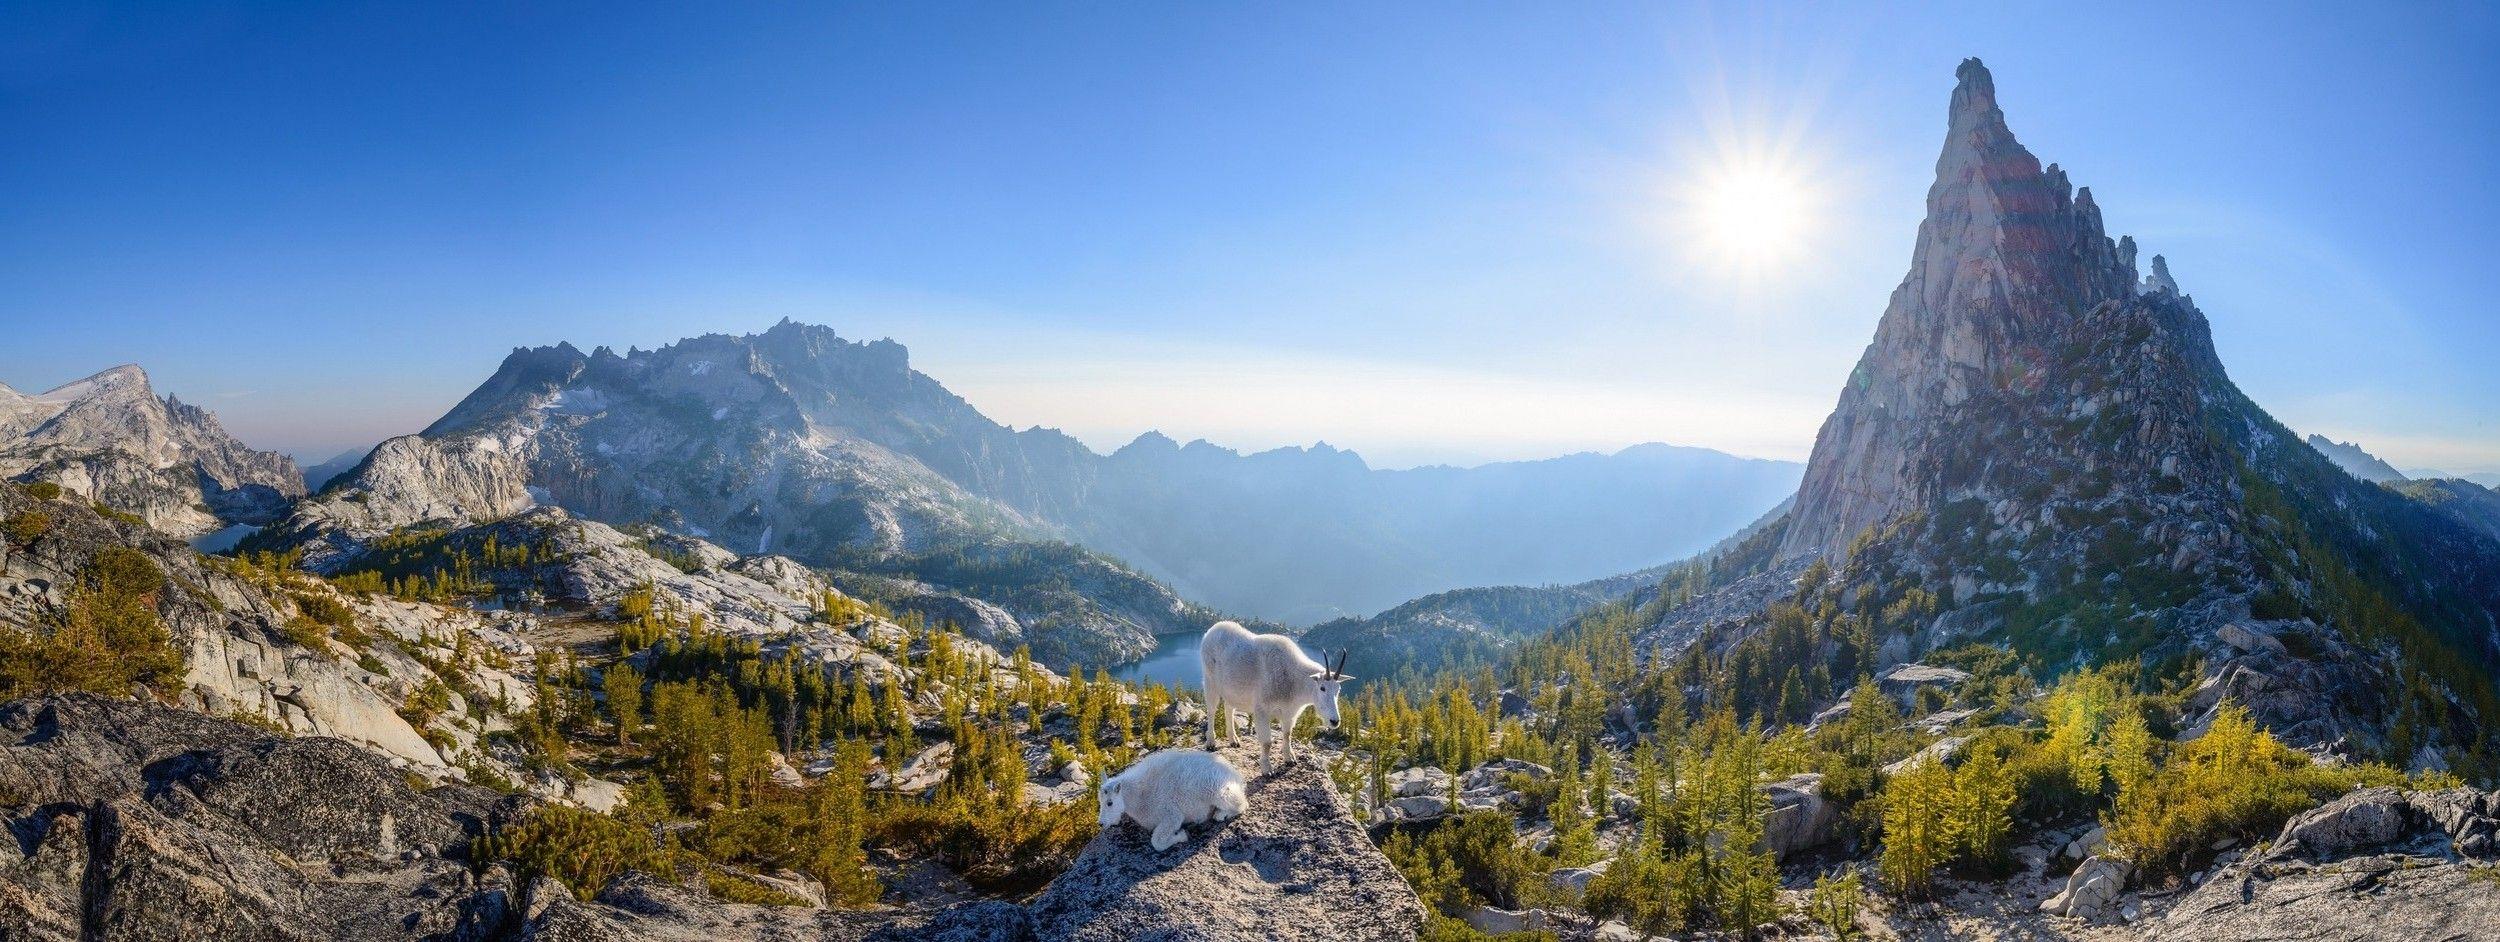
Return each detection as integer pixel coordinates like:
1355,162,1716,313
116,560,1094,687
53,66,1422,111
1111,632,1204,691
190,523,260,553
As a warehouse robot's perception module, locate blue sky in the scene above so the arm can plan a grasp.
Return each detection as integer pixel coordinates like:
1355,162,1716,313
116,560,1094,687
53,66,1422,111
3,2,2494,472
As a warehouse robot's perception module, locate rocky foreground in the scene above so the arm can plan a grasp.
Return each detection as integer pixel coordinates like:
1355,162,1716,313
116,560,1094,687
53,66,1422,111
0,695,1422,942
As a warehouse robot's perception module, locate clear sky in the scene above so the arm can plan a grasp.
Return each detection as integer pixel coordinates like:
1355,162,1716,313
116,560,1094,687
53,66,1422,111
3,2,2494,473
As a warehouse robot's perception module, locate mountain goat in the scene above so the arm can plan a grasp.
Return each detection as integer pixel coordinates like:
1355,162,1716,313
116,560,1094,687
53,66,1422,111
1199,620,1353,772
1097,748,1249,851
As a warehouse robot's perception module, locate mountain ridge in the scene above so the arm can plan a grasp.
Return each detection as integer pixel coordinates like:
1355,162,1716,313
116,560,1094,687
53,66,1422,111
259,319,1797,660
1,363,303,536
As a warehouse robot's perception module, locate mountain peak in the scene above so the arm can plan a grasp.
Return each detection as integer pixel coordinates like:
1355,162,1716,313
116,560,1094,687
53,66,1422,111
1948,57,1999,129
1782,60,2148,558
2305,433,2408,484
37,363,152,403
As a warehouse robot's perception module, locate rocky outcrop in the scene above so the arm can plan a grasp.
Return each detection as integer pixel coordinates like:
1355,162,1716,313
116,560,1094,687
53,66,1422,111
1758,773,1838,855
0,484,525,774
1020,746,1425,942
1,365,302,537
2149,786,2500,941
0,695,527,941
1778,58,2150,561
839,748,1432,942
2040,854,2132,923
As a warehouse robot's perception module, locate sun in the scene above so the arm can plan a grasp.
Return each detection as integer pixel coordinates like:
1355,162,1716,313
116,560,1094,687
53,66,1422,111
1697,166,1809,263
1661,151,1825,281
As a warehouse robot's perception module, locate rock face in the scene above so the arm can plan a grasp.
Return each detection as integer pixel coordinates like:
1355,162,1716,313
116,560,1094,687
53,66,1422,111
2150,786,2500,941
0,365,302,537
1019,746,1426,942
1757,773,1837,855
1646,58,2500,763
0,484,524,775
0,695,527,941
1779,59,2150,561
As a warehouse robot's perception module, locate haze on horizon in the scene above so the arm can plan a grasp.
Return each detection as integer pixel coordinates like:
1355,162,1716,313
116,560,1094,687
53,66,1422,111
3,2,2495,474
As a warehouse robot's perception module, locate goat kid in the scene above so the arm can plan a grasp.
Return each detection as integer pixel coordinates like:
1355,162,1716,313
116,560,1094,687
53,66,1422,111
1097,749,1249,851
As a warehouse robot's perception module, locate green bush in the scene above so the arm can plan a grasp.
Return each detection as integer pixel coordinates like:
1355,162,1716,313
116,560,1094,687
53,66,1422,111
1384,811,1552,914
476,805,669,901
3,511,49,545
2104,703,2403,879
91,504,145,527
278,615,331,649
20,481,62,500
0,546,182,699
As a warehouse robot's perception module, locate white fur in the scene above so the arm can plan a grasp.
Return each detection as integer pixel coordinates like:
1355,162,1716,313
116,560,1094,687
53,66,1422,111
1098,749,1249,851
1198,620,1352,772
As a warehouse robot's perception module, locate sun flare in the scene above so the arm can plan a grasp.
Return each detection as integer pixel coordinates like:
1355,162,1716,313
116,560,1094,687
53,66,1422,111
1664,151,1824,280
1698,167,1808,262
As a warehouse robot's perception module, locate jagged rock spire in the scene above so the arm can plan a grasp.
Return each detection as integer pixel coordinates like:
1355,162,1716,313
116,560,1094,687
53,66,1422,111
2143,253,2180,295
1778,59,2144,559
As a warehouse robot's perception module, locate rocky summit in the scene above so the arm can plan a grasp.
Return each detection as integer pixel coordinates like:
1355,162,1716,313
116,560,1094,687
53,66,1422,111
1669,58,2500,772
0,365,302,538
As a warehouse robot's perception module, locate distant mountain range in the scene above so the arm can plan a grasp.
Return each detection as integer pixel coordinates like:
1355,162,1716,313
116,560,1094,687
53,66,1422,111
2305,434,2408,483
200,320,1794,663
300,446,373,492
2407,468,2500,490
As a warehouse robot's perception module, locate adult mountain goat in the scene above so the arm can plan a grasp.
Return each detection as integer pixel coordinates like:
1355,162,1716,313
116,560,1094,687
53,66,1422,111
1097,749,1249,851
1199,620,1353,772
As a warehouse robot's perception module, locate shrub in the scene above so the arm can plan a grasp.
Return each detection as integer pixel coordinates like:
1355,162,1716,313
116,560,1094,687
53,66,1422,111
278,615,331,649
3,511,49,545
0,546,182,699
703,872,809,906
1383,811,1551,913
21,481,62,501
2104,703,2401,880
1808,871,1866,940
475,805,669,901
91,504,145,527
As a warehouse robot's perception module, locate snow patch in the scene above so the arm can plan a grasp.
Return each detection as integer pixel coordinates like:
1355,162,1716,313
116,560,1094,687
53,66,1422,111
713,407,730,420
688,360,714,376
756,525,773,555
544,387,610,414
